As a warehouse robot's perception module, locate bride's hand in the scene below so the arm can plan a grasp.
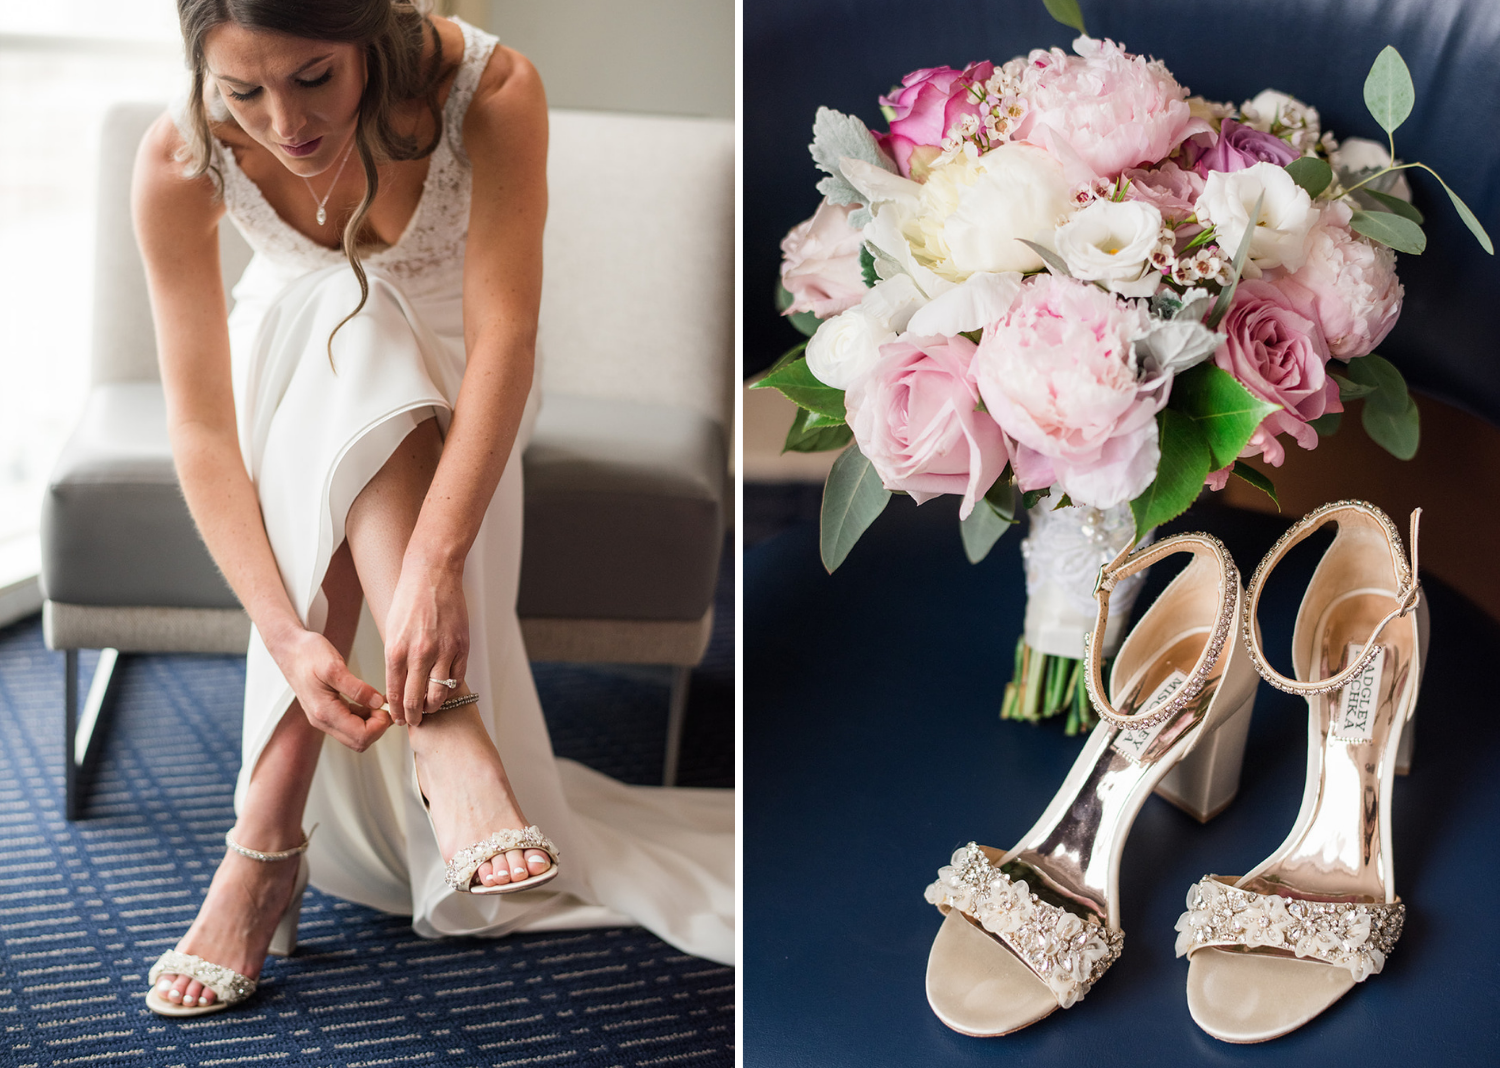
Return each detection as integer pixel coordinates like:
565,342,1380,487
383,558,470,728
276,628,391,750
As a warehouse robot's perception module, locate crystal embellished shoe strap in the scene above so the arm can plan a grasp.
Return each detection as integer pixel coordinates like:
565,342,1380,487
148,950,257,1005
1242,501,1421,696
443,826,560,892
1083,533,1239,730
924,844,1124,1009
1175,875,1404,982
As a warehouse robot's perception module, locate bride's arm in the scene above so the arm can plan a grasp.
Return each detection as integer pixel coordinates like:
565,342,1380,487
132,113,388,749
380,48,548,725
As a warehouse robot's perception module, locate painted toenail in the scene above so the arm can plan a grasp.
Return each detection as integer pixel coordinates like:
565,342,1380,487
183,996,196,1006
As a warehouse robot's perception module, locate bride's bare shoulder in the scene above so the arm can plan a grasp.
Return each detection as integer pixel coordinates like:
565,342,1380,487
133,111,225,235
463,40,547,154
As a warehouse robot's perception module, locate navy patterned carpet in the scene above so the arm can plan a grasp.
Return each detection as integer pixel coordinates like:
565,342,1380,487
0,562,733,1068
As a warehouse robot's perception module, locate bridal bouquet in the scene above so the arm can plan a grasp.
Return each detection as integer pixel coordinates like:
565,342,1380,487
756,0,1491,731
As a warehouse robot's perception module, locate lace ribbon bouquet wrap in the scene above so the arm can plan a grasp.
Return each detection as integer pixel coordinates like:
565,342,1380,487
756,0,1491,731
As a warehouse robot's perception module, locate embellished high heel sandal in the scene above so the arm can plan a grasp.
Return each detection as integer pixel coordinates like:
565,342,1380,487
923,532,1261,1035
411,690,561,895
144,828,312,1017
1176,501,1426,1043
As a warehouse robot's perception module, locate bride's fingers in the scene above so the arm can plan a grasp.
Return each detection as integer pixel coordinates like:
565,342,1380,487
306,689,389,751
329,662,385,714
426,655,457,713
385,648,410,726
404,651,437,728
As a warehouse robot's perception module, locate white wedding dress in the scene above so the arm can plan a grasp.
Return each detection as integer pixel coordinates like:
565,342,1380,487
172,18,733,965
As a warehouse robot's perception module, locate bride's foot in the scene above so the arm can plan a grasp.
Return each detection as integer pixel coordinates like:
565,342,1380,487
152,831,305,1008
410,699,552,888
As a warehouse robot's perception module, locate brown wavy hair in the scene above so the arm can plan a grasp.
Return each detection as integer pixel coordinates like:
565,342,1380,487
175,0,449,354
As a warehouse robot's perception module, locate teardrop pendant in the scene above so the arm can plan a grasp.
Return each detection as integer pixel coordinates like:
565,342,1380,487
316,207,327,226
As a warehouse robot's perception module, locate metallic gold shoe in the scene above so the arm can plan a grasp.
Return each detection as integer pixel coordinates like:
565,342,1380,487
924,532,1260,1035
1177,501,1425,1043
144,828,312,1017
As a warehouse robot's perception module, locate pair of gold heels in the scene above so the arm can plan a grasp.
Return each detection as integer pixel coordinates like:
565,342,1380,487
925,500,1425,1042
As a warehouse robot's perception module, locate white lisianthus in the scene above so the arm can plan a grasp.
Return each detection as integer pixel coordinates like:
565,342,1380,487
1054,199,1165,298
1195,162,1318,278
804,274,925,389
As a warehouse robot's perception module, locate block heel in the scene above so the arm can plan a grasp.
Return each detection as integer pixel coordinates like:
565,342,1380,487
1156,686,1255,822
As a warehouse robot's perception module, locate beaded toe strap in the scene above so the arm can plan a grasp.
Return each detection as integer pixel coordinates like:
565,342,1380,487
1174,876,1404,982
444,826,560,892
148,950,257,1006
924,843,1124,1009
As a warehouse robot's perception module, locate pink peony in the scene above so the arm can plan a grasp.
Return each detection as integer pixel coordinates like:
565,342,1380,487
878,62,994,178
1274,202,1403,359
1214,278,1341,467
1122,161,1205,226
779,198,869,319
1015,37,1209,180
973,275,1163,508
845,334,1010,519
1192,117,1298,176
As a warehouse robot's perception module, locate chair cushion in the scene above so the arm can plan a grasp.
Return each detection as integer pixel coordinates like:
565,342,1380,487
40,383,240,609
519,393,726,621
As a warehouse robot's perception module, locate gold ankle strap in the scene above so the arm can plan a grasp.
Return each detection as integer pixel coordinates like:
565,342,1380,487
224,824,316,862
1242,500,1421,696
1084,532,1240,729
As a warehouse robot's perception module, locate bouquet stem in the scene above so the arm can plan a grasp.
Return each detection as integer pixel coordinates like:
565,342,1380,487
1000,637,1105,735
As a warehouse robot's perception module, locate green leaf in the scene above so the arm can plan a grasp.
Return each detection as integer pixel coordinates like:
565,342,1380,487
775,282,822,337
783,406,853,453
1363,46,1415,135
750,357,846,419
1434,174,1495,255
1206,191,1262,329
859,245,879,286
765,340,807,375
1017,238,1073,277
1362,392,1420,460
1342,353,1409,414
1285,156,1333,199
1130,410,1212,537
1230,461,1279,509
1364,188,1423,224
1043,0,1087,35
820,445,892,572
1310,411,1343,437
1180,226,1218,253
1021,487,1051,510
1349,209,1426,254
1331,373,1377,400
960,489,1015,564
1169,363,1281,470
1053,494,1073,510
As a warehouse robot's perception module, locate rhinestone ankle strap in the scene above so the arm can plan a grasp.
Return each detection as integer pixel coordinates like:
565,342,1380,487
224,825,315,863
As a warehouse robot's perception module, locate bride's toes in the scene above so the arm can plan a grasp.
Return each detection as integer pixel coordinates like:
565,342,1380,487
182,979,204,1007
477,858,503,886
504,849,529,882
198,986,217,1007
168,975,191,1003
524,848,551,875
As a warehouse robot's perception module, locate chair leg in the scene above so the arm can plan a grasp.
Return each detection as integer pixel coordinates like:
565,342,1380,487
64,648,123,821
663,665,692,787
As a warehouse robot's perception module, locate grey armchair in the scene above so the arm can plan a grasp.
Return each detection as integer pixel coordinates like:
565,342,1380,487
41,103,732,817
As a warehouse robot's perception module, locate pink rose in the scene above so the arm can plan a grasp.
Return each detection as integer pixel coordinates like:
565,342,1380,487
878,62,994,178
845,334,1010,519
1190,118,1298,176
973,275,1163,508
1015,37,1209,179
1214,278,1341,467
780,198,869,319
1122,161,1205,227
1274,202,1403,359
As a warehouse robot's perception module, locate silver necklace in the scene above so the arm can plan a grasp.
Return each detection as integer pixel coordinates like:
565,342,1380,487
302,140,355,226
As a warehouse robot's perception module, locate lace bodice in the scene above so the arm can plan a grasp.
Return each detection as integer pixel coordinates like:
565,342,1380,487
189,18,496,301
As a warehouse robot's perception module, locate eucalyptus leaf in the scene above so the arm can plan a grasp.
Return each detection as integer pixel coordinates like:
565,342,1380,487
783,406,853,454
1207,192,1262,329
1285,156,1333,199
1310,411,1343,437
1230,461,1279,509
1018,238,1073,277
1435,174,1495,255
1363,46,1415,135
1331,373,1377,401
1130,410,1212,537
1169,363,1281,469
1350,209,1426,254
960,493,1014,564
860,245,878,287
1342,353,1410,413
1362,392,1420,460
750,356,847,419
820,445,892,572
1364,188,1423,224
1043,0,1088,35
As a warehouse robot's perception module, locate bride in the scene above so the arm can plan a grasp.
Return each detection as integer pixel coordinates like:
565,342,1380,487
132,0,732,1015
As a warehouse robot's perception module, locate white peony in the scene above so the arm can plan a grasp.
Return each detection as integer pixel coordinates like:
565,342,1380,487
1195,162,1319,278
803,274,925,389
1054,199,1164,297
905,270,1023,336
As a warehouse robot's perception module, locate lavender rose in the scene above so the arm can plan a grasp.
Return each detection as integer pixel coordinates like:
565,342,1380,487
845,334,1010,519
779,198,868,319
1214,279,1341,467
1193,117,1298,177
